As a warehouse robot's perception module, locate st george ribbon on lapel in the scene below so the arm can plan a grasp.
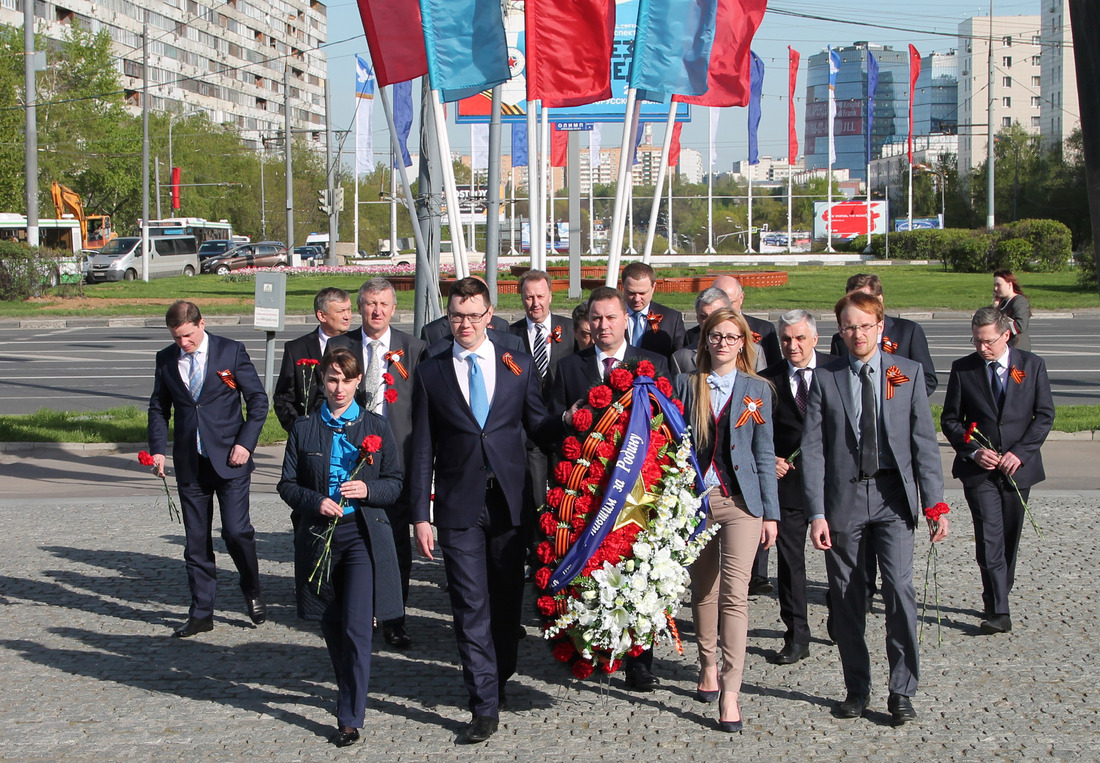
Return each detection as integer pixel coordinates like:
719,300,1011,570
547,375,708,593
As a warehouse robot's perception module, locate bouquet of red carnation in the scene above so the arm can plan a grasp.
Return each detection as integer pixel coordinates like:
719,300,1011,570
309,433,384,591
919,502,950,646
295,358,321,414
964,422,1042,538
138,451,181,523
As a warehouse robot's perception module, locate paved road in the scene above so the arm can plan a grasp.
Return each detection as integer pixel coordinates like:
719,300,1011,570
1,485,1098,760
2,312,1099,415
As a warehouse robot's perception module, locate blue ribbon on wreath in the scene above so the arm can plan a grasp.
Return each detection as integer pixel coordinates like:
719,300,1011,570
548,375,710,594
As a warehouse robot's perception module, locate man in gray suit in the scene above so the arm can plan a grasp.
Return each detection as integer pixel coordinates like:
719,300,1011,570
802,291,949,725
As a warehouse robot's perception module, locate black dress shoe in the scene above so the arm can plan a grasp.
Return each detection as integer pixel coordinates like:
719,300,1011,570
695,688,719,703
498,688,507,711
979,614,1012,634
887,692,916,724
383,623,412,649
772,642,810,665
329,728,360,747
717,719,743,733
833,693,869,719
748,575,774,596
624,663,660,692
462,715,498,744
246,596,266,625
172,617,213,638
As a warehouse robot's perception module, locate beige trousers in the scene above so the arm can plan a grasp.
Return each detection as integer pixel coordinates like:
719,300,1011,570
690,487,762,694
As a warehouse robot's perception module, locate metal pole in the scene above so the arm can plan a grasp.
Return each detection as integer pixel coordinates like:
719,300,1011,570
786,168,793,255
746,164,755,253
606,90,639,285
155,157,162,220
907,161,914,231
353,162,360,255
264,331,276,395
414,77,443,333
259,149,267,240
568,130,581,299
705,143,715,253
588,152,596,254
526,101,541,268
509,166,518,256
285,65,295,249
986,1,996,230
325,78,338,265
141,22,150,282
864,160,873,253
389,150,398,253
666,167,676,254
642,103,676,262
431,92,470,278
539,108,550,270
486,85,502,302
1013,144,1019,221
23,0,39,246
627,167,636,255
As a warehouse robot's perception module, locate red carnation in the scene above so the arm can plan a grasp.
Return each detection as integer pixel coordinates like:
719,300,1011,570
596,440,616,460
546,487,565,509
553,640,576,663
535,567,553,590
588,385,613,409
296,358,319,367
642,461,664,487
561,436,583,460
361,435,383,453
137,450,156,467
571,659,594,680
601,658,623,674
537,595,559,616
572,408,593,432
655,376,674,397
636,360,656,378
651,431,668,451
924,502,951,523
588,460,606,481
384,388,398,404
536,541,557,564
574,494,594,514
539,512,559,536
608,367,634,392
553,461,574,485
964,422,978,444
382,372,394,385
571,513,589,531
673,399,685,415
628,644,646,658
569,530,582,545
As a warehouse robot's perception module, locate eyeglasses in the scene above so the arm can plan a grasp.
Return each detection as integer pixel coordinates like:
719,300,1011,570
972,334,1008,347
707,332,744,346
448,308,490,325
839,322,881,336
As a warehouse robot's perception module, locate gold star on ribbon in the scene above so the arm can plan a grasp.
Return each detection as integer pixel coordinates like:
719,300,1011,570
614,477,655,532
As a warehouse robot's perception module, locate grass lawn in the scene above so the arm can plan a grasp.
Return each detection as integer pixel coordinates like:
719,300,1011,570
7,263,1098,318
2,403,1097,444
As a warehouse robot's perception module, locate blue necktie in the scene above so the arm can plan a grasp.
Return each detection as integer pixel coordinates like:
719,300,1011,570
632,312,646,347
467,355,489,428
187,352,206,456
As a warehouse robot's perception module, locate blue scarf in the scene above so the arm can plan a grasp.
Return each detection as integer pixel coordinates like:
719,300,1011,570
320,400,361,514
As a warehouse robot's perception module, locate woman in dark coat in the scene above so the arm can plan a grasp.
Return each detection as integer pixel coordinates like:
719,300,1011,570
278,346,403,747
993,269,1032,351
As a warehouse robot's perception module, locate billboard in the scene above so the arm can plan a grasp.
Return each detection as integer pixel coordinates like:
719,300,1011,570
813,200,888,241
456,1,691,124
521,221,571,252
759,230,812,253
894,216,944,231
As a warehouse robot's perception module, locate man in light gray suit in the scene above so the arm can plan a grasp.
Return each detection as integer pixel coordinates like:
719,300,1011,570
801,291,949,725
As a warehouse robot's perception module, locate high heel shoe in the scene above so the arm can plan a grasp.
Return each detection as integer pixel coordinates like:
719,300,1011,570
717,692,743,734
696,667,719,703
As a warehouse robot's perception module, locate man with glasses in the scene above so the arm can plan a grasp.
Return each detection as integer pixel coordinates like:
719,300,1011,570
408,278,562,744
802,291,948,725
941,307,1053,635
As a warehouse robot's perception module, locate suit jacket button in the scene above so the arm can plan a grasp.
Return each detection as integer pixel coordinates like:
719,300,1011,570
733,465,739,470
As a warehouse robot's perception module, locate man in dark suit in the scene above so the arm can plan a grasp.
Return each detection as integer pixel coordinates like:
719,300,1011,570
621,261,685,362
147,300,269,638
674,286,731,376
345,277,428,649
941,307,1053,635
509,270,575,566
761,309,833,665
802,291,948,725
409,278,561,744
548,286,669,693
712,274,780,593
272,287,353,432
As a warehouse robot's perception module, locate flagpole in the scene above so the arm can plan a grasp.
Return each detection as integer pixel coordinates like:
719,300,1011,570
470,163,477,255
786,169,793,255
642,102,676,263
907,160,914,232
628,171,636,255
378,85,430,281
540,107,551,270
389,149,397,255
509,166,518,256
705,117,715,253
588,158,596,254
606,88,639,286
430,91,470,278
526,100,541,268
864,160,873,254
548,166,556,254
666,165,676,254
746,163,755,253
826,51,836,253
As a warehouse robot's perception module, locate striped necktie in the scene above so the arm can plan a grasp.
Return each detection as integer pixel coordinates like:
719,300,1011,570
187,352,206,456
533,323,550,378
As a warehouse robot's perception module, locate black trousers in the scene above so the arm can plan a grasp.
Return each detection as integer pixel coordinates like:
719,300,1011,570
775,503,812,646
383,501,412,627
963,477,1028,617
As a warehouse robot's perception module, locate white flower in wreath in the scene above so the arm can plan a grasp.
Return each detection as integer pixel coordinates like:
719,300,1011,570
634,541,653,560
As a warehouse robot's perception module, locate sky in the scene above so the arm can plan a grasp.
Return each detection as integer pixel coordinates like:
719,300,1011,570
321,0,1042,174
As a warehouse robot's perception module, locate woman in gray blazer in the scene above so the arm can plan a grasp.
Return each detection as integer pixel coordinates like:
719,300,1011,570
278,347,403,748
675,308,780,734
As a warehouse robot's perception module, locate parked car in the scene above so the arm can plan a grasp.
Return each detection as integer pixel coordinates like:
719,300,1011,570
85,235,199,282
197,239,235,262
293,245,324,263
201,241,288,274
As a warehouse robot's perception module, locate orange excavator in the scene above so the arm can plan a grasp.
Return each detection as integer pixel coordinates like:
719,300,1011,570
50,182,116,249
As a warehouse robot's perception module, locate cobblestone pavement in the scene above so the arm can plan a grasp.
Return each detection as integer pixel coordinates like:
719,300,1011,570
2,489,1098,761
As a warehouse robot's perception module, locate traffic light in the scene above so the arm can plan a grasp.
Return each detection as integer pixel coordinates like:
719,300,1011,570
333,187,345,214
318,189,331,215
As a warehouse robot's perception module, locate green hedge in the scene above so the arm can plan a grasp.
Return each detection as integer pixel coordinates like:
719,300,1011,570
0,241,72,301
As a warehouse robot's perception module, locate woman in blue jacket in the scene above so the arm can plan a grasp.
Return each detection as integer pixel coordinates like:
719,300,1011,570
278,347,403,747
675,308,780,734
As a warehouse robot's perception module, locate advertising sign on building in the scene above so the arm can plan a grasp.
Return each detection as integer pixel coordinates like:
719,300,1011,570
813,200,888,241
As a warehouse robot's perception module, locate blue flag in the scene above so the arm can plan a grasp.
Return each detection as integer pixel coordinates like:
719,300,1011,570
632,118,645,165
392,80,414,168
867,51,879,165
747,51,764,166
629,0,719,103
512,123,528,168
419,0,510,102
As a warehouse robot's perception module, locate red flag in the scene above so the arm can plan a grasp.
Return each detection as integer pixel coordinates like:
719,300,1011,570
526,0,615,108
788,46,800,164
551,124,568,168
669,123,683,167
675,0,768,107
170,167,180,210
908,44,921,164
356,0,428,87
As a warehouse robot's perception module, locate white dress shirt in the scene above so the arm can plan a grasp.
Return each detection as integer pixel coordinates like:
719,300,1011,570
594,342,628,378
787,352,819,398
526,316,553,352
452,336,497,408
177,332,210,389
988,346,1010,388
361,327,392,414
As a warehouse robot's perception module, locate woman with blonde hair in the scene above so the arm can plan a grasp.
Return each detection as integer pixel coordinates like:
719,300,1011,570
675,307,780,733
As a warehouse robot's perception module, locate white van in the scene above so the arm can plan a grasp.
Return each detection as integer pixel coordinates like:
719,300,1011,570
85,235,200,282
